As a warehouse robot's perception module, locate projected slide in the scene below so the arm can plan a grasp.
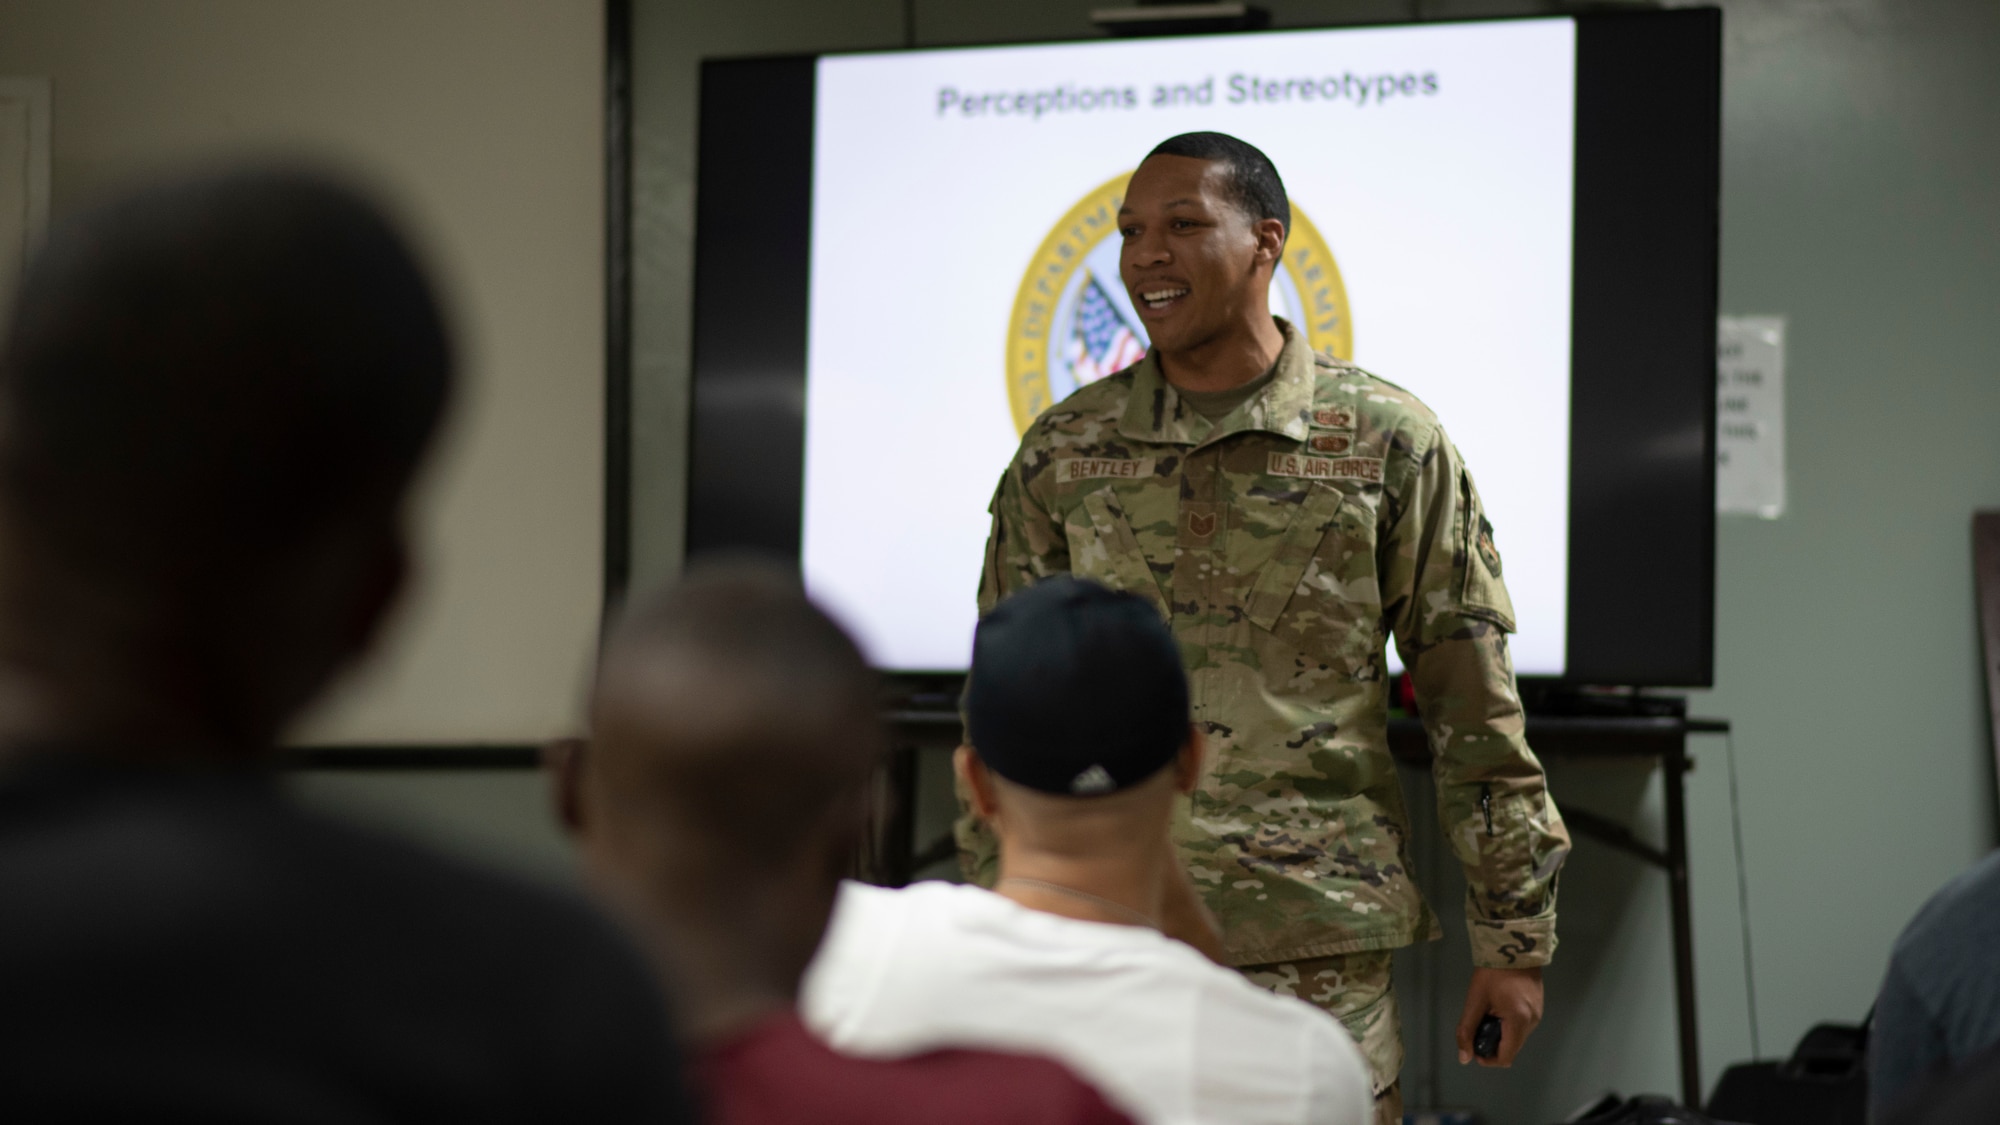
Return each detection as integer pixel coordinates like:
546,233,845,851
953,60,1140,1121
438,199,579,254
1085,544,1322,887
802,18,1575,675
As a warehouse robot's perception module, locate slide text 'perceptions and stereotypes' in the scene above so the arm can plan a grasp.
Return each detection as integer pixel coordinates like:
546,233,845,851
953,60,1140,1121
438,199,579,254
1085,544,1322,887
936,71,1441,121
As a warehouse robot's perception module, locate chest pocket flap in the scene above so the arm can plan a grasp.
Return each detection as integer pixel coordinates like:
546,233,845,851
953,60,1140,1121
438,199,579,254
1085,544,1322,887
1245,482,1346,631
1064,486,1168,616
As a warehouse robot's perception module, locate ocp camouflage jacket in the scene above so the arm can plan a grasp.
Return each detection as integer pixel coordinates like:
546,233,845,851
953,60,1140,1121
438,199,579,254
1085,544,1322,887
961,321,1571,968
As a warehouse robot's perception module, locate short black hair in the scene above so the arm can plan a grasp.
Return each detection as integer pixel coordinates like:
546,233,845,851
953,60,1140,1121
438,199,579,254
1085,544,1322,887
1145,131,1290,239
0,167,452,588
596,558,885,864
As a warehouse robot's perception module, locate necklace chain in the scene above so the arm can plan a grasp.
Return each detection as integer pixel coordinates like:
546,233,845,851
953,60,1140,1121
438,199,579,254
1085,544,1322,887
997,876,1160,928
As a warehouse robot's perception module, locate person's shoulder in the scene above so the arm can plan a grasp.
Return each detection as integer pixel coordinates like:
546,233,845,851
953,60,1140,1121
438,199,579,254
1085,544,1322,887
281,808,688,1102
172,776,578,929
0,757,645,985
841,875,1003,906
809,880,974,990
1017,370,1137,452
830,874,958,912
1889,1035,2000,1125
822,877,899,935
305,805,624,953
1200,961,1374,1110
829,878,1005,936
1172,952,1372,1120
1309,353,1442,436
1894,849,2000,964
0,759,685,1120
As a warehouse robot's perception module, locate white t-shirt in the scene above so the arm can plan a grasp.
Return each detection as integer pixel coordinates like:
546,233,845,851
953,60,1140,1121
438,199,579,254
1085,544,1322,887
801,880,1373,1125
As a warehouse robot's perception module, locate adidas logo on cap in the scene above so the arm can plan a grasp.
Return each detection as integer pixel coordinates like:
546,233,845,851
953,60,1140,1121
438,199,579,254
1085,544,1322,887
1069,764,1115,795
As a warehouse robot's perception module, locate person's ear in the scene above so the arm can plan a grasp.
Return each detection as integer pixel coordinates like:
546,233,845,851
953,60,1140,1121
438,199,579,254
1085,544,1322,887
1252,217,1286,269
543,736,590,837
954,744,1001,821
1173,725,1205,796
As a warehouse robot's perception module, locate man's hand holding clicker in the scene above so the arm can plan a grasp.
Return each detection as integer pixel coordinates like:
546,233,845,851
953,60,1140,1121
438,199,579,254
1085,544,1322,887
1455,966,1543,1067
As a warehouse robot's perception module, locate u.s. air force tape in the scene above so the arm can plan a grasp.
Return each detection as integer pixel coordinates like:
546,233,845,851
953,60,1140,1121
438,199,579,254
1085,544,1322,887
1267,452,1383,482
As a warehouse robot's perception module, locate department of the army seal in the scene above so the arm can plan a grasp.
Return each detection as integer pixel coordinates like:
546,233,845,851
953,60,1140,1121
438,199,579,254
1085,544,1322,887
1003,171,1353,436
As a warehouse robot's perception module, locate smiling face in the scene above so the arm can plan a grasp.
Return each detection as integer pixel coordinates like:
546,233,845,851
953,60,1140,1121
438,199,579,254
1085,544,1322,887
1117,154,1286,358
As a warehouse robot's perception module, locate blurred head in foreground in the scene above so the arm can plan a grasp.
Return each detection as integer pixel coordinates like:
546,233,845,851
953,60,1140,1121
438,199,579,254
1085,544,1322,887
0,168,451,755
552,560,885,1040
956,577,1201,858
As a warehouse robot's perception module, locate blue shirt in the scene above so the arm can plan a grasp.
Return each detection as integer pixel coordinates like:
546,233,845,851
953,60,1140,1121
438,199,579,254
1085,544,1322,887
1872,849,2000,1119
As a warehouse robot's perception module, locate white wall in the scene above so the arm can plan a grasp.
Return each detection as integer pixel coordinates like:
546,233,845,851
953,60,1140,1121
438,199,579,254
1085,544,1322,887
0,0,608,745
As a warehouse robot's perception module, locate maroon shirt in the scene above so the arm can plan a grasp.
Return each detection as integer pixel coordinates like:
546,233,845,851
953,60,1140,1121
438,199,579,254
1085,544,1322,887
699,1011,1136,1125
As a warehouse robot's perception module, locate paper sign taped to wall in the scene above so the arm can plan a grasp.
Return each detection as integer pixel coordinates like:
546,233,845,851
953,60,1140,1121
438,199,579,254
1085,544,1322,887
1717,316,1786,518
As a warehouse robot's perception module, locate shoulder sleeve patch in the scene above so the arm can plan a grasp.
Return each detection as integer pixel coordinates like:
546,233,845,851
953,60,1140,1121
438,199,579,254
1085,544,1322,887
1458,467,1516,631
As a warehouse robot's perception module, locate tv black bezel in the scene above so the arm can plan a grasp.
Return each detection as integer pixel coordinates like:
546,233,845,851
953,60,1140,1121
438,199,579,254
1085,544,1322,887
679,8,1720,688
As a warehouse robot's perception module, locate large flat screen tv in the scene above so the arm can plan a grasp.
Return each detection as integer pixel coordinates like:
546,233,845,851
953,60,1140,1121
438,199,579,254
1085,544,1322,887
685,9,1719,687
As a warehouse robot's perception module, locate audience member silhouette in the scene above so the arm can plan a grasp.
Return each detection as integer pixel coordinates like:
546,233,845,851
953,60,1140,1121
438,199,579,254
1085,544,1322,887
0,168,689,1121
1887,1036,2000,1125
551,562,1135,1125
1873,848,2000,1118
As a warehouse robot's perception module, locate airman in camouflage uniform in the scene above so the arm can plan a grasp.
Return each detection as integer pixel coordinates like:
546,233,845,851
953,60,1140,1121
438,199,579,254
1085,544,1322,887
959,132,1569,1123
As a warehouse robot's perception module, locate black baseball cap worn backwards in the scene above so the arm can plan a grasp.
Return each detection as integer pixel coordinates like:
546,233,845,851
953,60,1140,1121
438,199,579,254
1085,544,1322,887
965,577,1189,796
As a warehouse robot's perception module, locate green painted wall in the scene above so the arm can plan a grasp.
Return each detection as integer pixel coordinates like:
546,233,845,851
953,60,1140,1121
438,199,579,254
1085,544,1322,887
1691,0,2000,1093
